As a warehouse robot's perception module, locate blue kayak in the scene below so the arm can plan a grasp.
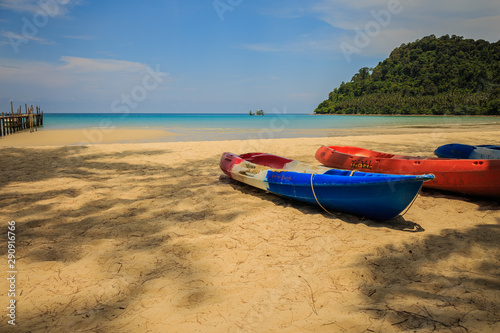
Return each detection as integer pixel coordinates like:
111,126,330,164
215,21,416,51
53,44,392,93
220,152,435,221
435,144,500,159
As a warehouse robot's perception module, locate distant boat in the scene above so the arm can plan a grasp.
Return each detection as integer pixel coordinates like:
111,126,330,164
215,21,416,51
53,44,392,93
434,143,500,159
220,152,434,220
248,110,264,116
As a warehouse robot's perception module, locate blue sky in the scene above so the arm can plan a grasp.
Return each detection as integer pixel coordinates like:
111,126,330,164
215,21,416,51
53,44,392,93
1,0,499,113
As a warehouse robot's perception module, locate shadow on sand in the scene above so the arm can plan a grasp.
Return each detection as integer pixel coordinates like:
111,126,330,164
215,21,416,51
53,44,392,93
0,145,498,331
0,146,241,331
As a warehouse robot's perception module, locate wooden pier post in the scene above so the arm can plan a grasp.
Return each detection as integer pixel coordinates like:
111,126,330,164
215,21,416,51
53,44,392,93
0,102,44,138
29,105,33,133
9,107,13,135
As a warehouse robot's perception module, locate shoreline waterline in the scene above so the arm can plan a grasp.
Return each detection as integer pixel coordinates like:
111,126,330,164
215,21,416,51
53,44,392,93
1,123,500,147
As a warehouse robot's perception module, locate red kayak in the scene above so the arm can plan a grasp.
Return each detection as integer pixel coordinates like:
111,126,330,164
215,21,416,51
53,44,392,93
315,146,500,198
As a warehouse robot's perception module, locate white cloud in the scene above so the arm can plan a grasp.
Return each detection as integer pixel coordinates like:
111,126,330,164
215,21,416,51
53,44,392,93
255,0,500,59
457,15,500,40
0,0,83,51
309,0,500,42
59,56,147,73
1,30,55,46
0,0,43,14
0,0,79,17
305,0,500,62
0,57,170,106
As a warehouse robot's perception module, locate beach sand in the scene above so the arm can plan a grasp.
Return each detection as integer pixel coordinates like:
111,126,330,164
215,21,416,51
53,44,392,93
1,126,499,332
0,128,173,146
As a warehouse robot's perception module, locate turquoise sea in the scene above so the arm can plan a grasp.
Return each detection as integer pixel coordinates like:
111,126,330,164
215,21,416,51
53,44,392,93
43,113,499,142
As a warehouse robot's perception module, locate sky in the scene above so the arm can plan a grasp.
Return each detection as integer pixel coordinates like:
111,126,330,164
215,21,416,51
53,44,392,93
0,0,499,114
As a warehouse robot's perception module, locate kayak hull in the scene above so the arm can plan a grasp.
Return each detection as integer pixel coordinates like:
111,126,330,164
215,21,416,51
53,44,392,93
315,146,500,198
434,144,500,159
220,152,435,220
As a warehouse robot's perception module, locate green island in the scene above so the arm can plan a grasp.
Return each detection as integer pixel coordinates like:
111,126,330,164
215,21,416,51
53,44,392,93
314,35,500,115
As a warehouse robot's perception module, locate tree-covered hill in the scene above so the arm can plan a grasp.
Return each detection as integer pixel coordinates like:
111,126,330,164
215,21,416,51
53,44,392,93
314,35,500,115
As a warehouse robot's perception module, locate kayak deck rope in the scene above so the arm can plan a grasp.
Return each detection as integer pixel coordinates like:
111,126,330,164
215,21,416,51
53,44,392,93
399,183,424,218
311,172,422,221
310,174,337,216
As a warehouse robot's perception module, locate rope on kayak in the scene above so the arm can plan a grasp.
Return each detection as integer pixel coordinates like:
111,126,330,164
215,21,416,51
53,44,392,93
310,174,336,216
399,183,423,218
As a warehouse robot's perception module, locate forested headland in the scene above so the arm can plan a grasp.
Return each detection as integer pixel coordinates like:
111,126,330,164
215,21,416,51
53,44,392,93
314,35,500,115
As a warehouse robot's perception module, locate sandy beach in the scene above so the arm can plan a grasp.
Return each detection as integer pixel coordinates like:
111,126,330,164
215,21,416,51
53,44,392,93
1,126,499,332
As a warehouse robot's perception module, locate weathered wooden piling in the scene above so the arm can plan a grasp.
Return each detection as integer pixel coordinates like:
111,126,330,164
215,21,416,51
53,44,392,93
0,101,44,137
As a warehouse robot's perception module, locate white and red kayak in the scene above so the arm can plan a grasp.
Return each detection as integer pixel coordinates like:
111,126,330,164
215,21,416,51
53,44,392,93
220,152,434,221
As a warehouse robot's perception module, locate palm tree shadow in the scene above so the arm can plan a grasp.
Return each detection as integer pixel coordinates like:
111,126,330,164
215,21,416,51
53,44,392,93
350,222,500,331
0,146,243,332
